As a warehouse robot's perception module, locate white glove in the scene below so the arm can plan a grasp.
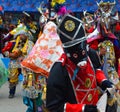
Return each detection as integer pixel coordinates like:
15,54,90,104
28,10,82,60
107,85,116,97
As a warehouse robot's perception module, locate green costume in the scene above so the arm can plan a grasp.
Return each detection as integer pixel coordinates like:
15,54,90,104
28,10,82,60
0,58,9,87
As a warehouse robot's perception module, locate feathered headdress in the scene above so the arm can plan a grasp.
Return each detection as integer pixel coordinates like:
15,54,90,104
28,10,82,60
51,0,67,15
10,23,33,41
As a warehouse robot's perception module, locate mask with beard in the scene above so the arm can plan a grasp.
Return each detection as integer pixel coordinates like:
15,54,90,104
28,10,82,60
64,40,87,66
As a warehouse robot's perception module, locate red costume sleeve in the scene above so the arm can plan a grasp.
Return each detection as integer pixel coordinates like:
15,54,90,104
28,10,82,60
96,69,107,84
65,103,85,112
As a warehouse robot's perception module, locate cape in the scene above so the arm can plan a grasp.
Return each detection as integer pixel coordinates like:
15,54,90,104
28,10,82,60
21,21,64,77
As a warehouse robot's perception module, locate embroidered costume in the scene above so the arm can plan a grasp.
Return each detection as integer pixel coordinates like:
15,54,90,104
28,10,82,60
46,14,116,112
2,23,33,98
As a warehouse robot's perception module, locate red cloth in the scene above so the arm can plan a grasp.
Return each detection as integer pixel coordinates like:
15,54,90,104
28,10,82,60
86,26,95,33
66,103,84,112
0,6,3,11
60,54,106,112
2,42,14,53
115,23,120,32
89,40,99,50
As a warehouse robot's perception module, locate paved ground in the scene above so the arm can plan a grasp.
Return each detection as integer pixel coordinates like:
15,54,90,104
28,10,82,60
0,82,120,112
0,82,27,112
118,106,120,112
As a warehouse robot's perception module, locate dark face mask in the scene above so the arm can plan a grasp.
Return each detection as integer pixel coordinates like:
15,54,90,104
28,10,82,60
64,41,87,65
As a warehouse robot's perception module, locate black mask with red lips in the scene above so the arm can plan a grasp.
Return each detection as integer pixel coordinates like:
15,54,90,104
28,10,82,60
64,40,87,65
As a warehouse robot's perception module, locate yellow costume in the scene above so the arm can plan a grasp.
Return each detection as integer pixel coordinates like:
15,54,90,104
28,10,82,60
8,30,31,98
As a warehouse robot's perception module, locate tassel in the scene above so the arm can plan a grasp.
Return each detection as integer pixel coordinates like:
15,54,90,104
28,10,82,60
41,85,47,101
28,73,33,87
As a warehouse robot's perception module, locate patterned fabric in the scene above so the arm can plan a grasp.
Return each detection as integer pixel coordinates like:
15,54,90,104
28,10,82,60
21,21,64,77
